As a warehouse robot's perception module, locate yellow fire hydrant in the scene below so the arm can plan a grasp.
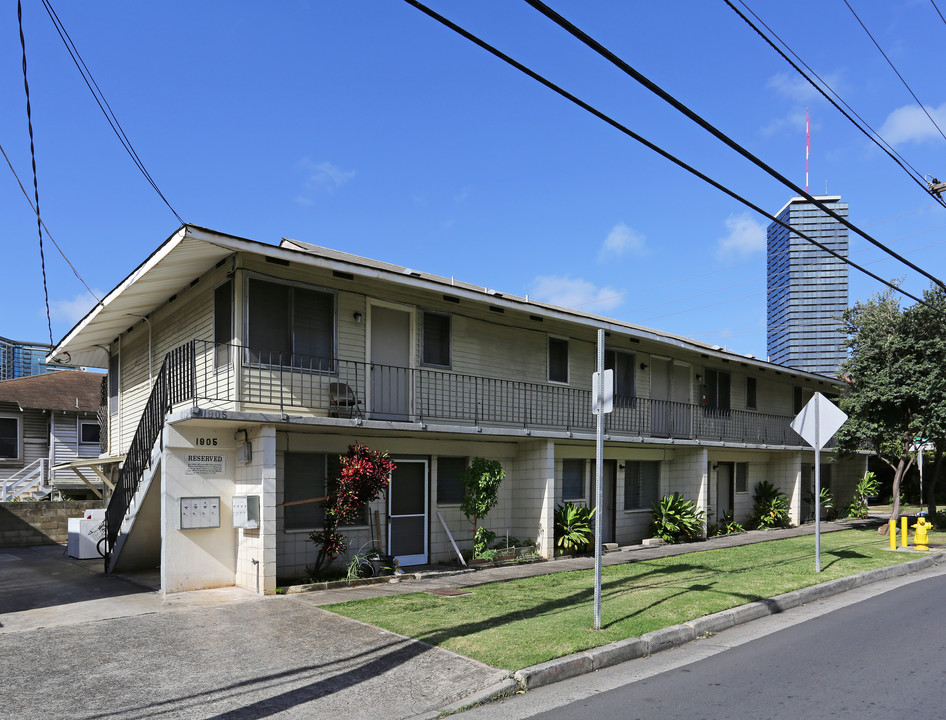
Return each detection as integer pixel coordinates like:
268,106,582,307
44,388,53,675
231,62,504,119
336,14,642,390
912,516,933,552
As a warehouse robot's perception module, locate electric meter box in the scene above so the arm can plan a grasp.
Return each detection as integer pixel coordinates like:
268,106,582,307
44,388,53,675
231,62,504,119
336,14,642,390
180,497,221,529
232,495,260,530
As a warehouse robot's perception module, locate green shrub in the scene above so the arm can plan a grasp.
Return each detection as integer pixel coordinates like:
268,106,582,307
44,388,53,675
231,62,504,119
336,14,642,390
651,492,705,543
554,502,596,552
846,471,879,519
751,480,790,529
708,509,744,536
473,527,497,558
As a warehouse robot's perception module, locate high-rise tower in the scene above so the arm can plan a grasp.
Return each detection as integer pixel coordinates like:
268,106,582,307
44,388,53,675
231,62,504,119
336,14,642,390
766,196,849,376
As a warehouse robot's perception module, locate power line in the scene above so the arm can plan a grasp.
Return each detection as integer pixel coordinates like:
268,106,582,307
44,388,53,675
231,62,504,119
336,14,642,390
843,0,946,144
522,0,946,292
933,0,946,29
17,0,53,346
726,0,944,206
40,0,184,225
400,0,946,319
0,140,100,301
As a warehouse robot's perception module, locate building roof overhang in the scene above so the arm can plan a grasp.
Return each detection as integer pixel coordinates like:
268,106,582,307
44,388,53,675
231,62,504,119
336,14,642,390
48,225,843,387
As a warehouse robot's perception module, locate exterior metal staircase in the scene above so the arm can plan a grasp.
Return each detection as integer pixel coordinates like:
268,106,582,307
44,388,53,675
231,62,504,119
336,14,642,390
103,343,193,568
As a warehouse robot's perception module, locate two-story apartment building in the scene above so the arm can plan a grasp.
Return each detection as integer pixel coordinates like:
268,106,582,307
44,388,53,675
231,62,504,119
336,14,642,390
47,226,864,593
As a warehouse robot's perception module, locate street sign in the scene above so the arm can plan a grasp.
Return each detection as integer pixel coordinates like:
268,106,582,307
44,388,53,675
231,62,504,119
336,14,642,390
592,369,613,414
790,392,847,451
789,392,847,573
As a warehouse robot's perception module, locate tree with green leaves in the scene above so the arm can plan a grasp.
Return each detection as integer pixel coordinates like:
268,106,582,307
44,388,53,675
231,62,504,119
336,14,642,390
835,286,946,530
459,457,505,554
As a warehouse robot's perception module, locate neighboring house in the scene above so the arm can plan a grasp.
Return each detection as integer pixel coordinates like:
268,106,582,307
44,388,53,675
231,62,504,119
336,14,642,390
47,225,865,594
0,371,107,500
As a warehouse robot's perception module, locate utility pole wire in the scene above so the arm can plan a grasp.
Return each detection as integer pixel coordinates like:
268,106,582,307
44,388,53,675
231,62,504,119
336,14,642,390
844,0,946,144
18,0,53,345
522,0,946,293
400,0,946,319
727,0,943,207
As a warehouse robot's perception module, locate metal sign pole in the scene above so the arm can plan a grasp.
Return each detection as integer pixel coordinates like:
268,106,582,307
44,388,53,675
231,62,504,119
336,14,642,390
814,394,821,573
594,329,604,630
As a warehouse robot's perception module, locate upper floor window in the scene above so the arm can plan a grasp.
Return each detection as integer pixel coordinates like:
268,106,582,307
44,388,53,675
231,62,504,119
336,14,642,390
793,386,804,414
549,337,569,384
214,279,233,369
108,353,119,416
746,377,757,409
247,278,335,371
605,350,636,406
422,312,451,368
704,368,731,412
0,415,20,461
79,421,101,445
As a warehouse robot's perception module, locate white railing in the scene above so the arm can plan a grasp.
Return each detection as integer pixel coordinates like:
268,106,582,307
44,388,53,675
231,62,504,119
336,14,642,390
1,459,51,501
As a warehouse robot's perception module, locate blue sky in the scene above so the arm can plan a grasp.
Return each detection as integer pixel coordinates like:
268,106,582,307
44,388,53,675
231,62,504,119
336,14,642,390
3,1,946,360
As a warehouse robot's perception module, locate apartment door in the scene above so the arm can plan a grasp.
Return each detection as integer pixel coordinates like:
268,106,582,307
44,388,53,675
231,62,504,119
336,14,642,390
592,460,618,544
716,462,734,518
369,305,412,420
650,358,672,436
388,459,428,566
672,362,692,437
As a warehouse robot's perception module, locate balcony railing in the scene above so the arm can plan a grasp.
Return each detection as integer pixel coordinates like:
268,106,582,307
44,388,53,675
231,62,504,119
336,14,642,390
173,340,806,446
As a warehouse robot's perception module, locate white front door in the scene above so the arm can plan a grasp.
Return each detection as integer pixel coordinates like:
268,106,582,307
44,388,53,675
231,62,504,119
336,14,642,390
369,305,412,420
388,459,428,566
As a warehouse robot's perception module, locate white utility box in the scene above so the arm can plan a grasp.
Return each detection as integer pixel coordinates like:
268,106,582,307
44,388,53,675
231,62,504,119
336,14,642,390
232,495,260,530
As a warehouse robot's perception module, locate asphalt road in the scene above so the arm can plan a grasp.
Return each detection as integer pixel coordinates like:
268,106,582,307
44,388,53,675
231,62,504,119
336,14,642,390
460,561,946,720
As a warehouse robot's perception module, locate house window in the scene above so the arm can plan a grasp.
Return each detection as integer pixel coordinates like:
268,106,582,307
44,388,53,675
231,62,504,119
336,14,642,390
605,350,636,406
247,278,335,370
624,460,660,510
746,377,757,409
108,353,119,416
735,462,748,493
214,279,233,369
562,459,584,500
549,337,569,384
283,453,366,530
79,421,101,445
0,416,20,460
793,386,804,414
704,368,731,412
436,456,467,505
422,312,451,367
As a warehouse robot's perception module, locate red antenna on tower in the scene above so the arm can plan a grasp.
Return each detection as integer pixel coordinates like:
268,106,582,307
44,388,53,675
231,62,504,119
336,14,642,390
806,108,810,194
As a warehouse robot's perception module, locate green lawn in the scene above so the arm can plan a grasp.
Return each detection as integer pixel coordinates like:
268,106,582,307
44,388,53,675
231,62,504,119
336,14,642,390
324,529,926,669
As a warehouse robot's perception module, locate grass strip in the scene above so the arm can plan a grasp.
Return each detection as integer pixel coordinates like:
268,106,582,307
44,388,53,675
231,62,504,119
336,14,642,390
325,529,928,669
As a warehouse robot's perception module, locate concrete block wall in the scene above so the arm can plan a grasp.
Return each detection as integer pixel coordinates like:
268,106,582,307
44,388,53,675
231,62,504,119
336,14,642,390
510,440,554,557
0,501,100,547
235,425,277,593
769,452,802,524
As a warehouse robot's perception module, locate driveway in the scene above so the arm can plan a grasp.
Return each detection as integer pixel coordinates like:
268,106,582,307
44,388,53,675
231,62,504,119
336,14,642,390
0,546,504,719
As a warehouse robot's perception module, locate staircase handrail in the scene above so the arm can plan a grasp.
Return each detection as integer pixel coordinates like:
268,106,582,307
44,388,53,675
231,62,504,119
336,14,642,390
103,341,195,560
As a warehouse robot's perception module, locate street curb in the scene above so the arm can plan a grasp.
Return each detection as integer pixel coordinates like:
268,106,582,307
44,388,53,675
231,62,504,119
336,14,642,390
511,552,944,691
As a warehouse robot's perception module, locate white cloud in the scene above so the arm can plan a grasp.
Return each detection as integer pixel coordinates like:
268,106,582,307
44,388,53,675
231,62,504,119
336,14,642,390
598,222,647,261
716,213,766,260
294,159,355,204
50,290,103,325
766,71,842,104
879,103,946,145
531,275,623,311
760,108,807,139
